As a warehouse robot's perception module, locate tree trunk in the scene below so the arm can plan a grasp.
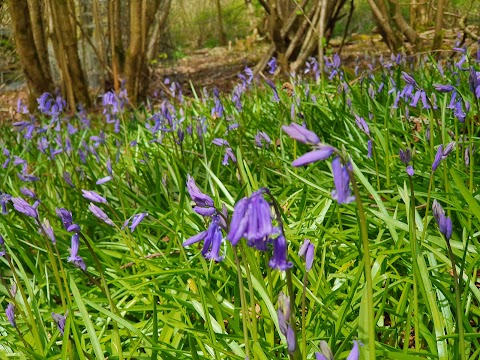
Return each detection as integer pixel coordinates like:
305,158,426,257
27,0,51,78
124,0,145,103
389,0,418,46
146,0,172,62
8,0,54,106
215,0,227,46
366,0,401,51
54,0,91,107
432,0,445,50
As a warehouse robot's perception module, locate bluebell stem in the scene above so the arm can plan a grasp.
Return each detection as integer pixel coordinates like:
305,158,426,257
82,190,108,204
331,157,355,204
88,203,115,226
6,303,16,328
52,312,67,335
298,239,314,271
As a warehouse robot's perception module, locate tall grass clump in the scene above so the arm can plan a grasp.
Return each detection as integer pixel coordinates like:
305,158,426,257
1,44,480,360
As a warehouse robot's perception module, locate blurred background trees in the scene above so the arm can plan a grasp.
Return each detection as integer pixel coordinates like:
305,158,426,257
0,0,479,109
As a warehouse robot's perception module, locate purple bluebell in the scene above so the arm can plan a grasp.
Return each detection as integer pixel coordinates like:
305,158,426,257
222,148,237,165
123,212,148,233
68,233,86,271
42,219,56,244
432,145,444,171
367,139,373,159
316,341,334,360
354,115,370,136
282,123,320,145
331,157,355,204
56,208,74,230
0,193,11,215
63,172,75,188
454,101,466,122
255,131,271,147
186,175,216,216
401,71,417,87
2,148,10,168
399,148,414,176
183,215,224,262
0,235,5,257
298,239,314,271
277,293,296,353
267,57,277,74
106,158,113,176
88,203,115,226
269,234,293,270
6,303,16,328
212,138,229,146
52,312,67,335
20,188,36,199
432,200,452,240
96,176,112,185
11,197,37,218
265,79,280,102
82,190,107,204
292,147,335,167
433,84,454,93
227,189,274,246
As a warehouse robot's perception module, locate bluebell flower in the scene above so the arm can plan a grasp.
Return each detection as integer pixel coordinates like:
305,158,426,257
331,157,355,204
432,200,452,240
0,235,5,257
277,293,296,353
123,212,148,232
68,232,86,271
11,197,38,218
315,340,360,360
82,190,108,204
52,312,67,335
282,123,320,145
183,215,224,262
269,234,293,270
6,303,16,328
63,172,75,188
88,203,115,226
399,148,414,176
186,175,216,216
298,239,314,271
0,193,11,215
267,57,277,74
227,189,274,247
255,131,271,147
433,84,454,93
42,219,56,244
96,176,112,185
265,79,280,102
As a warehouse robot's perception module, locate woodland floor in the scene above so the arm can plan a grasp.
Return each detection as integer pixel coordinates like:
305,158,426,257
0,28,477,118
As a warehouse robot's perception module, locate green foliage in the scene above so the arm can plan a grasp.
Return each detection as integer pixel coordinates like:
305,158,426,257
0,48,480,360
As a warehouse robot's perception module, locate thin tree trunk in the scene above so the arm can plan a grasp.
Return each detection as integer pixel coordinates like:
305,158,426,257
366,0,401,51
93,0,106,89
432,0,445,50
55,0,91,107
109,0,120,92
124,0,143,102
8,0,54,106
27,0,51,78
389,0,418,46
318,0,327,78
215,0,227,46
146,0,172,62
